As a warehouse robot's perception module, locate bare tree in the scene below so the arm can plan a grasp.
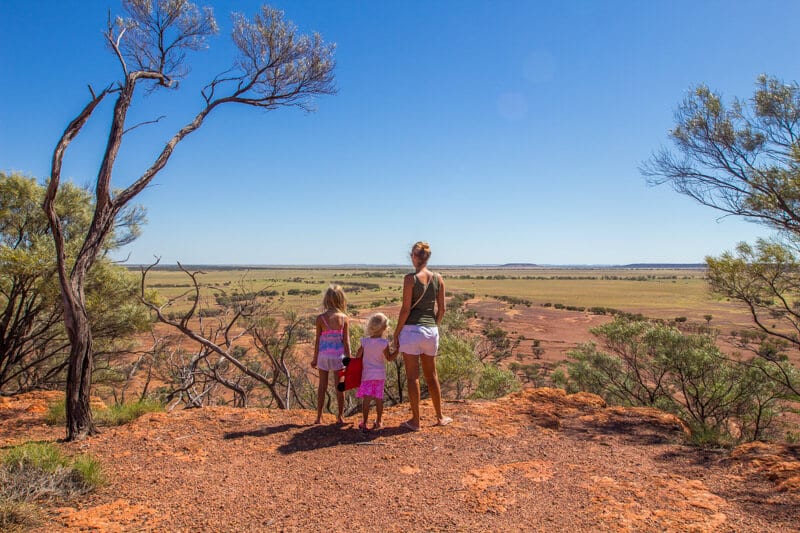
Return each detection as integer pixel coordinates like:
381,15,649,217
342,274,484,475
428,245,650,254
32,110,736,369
250,311,314,409
43,0,335,440
141,260,316,409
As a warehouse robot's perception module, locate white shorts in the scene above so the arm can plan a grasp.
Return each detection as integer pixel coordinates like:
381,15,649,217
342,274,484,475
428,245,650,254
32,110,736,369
399,325,439,356
317,355,345,372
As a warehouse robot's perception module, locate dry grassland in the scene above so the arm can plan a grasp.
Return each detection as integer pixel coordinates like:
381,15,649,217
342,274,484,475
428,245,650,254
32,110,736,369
137,266,752,328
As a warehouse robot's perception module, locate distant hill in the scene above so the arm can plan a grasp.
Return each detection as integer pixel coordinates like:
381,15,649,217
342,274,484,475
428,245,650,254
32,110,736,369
621,263,706,269
498,263,540,268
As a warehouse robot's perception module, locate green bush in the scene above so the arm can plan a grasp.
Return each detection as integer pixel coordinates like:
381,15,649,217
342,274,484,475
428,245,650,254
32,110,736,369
561,317,797,446
472,365,521,400
437,333,481,399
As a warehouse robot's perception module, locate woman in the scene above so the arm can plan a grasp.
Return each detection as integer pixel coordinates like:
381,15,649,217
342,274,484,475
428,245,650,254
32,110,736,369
394,241,452,430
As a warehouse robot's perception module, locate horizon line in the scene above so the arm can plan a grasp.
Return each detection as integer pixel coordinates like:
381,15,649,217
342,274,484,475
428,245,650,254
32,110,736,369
123,262,708,269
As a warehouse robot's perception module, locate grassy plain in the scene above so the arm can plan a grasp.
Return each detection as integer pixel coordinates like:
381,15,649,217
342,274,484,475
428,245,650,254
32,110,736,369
136,266,752,328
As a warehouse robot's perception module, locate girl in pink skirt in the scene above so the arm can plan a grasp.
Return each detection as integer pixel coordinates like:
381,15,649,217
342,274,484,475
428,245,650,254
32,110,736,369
356,313,395,431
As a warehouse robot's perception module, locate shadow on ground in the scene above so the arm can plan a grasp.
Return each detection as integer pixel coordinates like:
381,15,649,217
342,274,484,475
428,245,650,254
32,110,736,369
276,423,411,454
221,421,414,453
223,423,306,440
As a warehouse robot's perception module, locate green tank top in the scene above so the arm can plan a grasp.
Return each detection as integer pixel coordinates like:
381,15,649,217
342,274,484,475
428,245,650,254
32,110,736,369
406,272,439,327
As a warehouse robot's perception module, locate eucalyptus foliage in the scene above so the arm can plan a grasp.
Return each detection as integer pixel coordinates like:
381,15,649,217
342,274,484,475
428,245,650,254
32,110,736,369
564,318,795,444
0,173,148,394
644,75,800,395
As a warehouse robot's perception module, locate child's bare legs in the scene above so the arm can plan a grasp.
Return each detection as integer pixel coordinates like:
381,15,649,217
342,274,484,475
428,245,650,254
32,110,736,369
314,369,328,424
403,353,421,429
421,354,451,425
336,387,344,424
361,397,371,428
374,398,384,429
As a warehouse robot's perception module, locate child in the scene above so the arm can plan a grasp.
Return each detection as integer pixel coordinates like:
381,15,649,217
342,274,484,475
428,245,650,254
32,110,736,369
356,313,395,431
312,285,351,424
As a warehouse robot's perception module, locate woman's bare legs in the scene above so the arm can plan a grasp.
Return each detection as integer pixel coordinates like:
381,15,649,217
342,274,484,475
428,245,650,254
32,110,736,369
421,354,451,425
403,353,421,429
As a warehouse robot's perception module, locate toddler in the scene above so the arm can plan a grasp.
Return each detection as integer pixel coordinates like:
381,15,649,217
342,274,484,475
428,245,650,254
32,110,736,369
356,313,395,431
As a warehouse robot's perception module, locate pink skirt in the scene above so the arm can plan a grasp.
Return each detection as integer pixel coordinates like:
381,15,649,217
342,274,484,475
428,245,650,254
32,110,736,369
356,379,384,399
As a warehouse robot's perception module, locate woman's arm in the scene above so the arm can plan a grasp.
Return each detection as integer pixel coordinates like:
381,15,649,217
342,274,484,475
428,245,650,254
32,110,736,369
435,274,446,326
356,346,364,359
383,344,394,361
312,315,321,368
394,274,415,347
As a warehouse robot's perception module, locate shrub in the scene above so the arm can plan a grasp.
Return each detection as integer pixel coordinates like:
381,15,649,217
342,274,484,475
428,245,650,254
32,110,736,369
561,317,796,446
0,442,105,504
472,365,521,400
509,362,550,387
437,333,482,399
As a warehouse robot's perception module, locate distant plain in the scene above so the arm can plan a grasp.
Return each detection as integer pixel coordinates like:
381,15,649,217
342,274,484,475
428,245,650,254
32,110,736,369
137,266,738,318
137,266,759,352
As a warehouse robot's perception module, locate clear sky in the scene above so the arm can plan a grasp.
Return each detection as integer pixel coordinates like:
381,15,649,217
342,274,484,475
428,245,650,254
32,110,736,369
2,1,798,266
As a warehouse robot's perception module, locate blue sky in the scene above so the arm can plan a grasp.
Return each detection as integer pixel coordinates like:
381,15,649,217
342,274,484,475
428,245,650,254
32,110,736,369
2,0,798,266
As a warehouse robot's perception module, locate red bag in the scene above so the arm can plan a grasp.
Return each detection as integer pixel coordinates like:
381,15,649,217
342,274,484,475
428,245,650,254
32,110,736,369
338,357,362,391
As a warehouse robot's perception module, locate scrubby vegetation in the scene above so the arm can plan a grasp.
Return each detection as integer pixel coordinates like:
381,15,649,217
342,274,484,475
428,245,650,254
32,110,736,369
46,399,163,427
0,442,104,530
557,317,800,446
434,294,522,400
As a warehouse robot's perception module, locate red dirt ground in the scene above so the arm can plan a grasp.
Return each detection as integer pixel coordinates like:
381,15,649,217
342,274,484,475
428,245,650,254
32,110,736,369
3,389,799,532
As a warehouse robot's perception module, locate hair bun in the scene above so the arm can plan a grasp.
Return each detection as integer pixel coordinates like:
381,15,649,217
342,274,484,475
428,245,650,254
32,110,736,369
412,241,431,259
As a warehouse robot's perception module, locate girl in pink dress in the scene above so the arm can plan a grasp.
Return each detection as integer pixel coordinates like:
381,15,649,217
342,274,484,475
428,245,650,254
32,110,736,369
312,285,351,424
356,313,395,431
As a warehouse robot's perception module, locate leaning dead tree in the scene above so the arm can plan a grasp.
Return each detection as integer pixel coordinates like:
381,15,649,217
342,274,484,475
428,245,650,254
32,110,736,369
43,0,335,440
141,260,314,409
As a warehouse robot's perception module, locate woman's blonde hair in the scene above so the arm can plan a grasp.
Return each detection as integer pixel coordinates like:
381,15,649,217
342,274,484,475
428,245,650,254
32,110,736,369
411,241,431,263
322,285,347,314
366,312,389,337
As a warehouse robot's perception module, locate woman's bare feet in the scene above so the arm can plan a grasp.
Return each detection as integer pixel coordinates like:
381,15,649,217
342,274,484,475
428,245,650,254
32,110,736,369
372,422,384,430
400,420,420,431
435,416,453,426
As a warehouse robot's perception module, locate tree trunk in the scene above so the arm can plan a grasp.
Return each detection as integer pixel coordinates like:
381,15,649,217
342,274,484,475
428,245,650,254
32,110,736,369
64,301,97,440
